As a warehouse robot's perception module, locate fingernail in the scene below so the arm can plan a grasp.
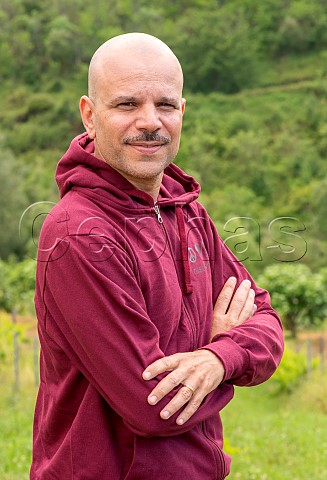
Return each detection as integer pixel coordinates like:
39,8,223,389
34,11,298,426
243,279,251,286
229,276,237,283
161,410,170,419
143,371,151,380
177,418,184,425
148,395,157,405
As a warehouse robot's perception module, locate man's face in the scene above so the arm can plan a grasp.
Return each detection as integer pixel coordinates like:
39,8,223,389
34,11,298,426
82,56,185,186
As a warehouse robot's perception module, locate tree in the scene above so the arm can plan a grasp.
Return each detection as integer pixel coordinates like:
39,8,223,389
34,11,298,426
167,7,260,93
0,138,28,259
276,0,327,54
45,15,80,75
258,263,327,337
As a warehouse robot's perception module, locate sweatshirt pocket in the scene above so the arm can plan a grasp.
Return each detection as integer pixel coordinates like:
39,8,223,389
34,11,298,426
202,420,231,480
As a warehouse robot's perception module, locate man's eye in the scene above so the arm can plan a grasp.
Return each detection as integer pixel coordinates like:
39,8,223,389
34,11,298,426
159,103,175,110
118,102,136,109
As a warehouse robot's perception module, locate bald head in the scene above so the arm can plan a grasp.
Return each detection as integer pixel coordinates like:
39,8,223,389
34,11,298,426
79,32,186,198
88,33,183,102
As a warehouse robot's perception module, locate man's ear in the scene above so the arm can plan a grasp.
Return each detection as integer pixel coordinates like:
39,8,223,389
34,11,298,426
181,98,186,116
80,96,96,139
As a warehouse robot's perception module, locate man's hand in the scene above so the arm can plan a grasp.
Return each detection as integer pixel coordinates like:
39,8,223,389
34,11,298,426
142,276,256,426
143,349,224,426
211,277,256,339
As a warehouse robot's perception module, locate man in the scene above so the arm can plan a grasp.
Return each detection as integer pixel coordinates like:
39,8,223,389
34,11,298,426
31,33,283,479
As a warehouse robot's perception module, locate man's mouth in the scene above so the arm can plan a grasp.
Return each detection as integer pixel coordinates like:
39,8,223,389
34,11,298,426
127,142,164,154
124,135,170,155
130,141,163,147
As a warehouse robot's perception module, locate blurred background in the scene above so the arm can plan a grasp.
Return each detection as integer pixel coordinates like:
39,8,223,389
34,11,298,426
0,1,327,478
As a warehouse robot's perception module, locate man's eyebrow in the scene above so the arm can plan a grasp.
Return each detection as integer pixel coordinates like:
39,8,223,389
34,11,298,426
111,96,137,104
110,95,179,105
159,97,179,105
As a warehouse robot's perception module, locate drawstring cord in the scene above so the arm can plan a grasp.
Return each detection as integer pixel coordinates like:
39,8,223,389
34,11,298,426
176,206,193,295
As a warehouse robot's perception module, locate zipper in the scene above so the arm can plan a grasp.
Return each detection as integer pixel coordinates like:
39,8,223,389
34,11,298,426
183,302,197,351
153,202,196,350
153,202,163,224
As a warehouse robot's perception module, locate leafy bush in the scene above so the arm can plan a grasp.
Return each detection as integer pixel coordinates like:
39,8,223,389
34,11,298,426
169,7,260,93
0,311,30,368
276,1,327,54
26,93,54,117
269,346,307,393
0,259,36,314
258,264,327,337
0,140,28,259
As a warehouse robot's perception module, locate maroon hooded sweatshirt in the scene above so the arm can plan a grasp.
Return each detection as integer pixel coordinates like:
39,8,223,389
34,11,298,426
31,133,283,480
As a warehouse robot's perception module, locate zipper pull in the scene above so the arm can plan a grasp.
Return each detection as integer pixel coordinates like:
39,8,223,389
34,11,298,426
154,203,163,224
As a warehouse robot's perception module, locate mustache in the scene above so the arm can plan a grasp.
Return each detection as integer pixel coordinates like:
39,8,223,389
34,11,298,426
124,133,170,144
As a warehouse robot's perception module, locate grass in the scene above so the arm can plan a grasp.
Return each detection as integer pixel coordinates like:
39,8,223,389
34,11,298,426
0,388,36,480
222,374,327,480
1,342,327,479
0,344,38,480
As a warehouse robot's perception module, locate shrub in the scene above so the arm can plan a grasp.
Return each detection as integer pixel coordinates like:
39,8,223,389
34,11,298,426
269,346,307,393
27,94,54,117
0,311,30,368
258,264,327,337
0,259,36,314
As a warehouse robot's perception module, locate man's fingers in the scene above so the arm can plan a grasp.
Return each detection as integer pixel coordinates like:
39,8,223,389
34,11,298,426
146,370,184,405
143,353,180,380
213,276,237,315
238,288,256,323
227,279,252,318
160,385,205,424
144,350,224,424
175,391,204,425
159,384,199,420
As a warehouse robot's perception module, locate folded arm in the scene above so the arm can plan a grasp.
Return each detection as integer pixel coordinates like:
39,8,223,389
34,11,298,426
143,277,258,425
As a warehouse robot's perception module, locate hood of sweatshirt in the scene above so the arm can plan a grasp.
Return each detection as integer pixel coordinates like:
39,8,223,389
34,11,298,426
56,132,201,294
56,132,200,208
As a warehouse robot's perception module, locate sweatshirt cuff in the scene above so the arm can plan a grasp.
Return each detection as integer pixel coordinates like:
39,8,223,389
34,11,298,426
201,336,250,382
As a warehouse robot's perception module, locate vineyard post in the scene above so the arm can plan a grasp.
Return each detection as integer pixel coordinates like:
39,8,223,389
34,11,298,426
319,337,325,371
306,339,312,374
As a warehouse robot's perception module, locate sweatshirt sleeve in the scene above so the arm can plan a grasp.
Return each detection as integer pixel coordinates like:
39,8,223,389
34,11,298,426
200,216,284,386
36,207,232,438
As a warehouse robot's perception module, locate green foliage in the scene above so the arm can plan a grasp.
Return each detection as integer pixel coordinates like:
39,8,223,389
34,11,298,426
276,0,327,54
258,264,327,337
168,7,260,93
269,346,307,393
0,312,31,367
0,0,326,269
0,139,28,259
45,15,80,75
0,259,36,314
0,344,37,479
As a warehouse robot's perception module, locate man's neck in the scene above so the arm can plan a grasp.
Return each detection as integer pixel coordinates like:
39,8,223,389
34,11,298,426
122,173,162,201
94,152,163,201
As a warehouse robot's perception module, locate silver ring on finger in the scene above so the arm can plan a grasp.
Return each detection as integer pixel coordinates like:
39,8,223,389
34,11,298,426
182,383,196,396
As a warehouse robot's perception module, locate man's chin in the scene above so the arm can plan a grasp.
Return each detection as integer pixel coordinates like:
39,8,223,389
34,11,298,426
124,160,172,181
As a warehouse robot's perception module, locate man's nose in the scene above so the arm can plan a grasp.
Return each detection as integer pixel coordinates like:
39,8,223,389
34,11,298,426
135,104,163,131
